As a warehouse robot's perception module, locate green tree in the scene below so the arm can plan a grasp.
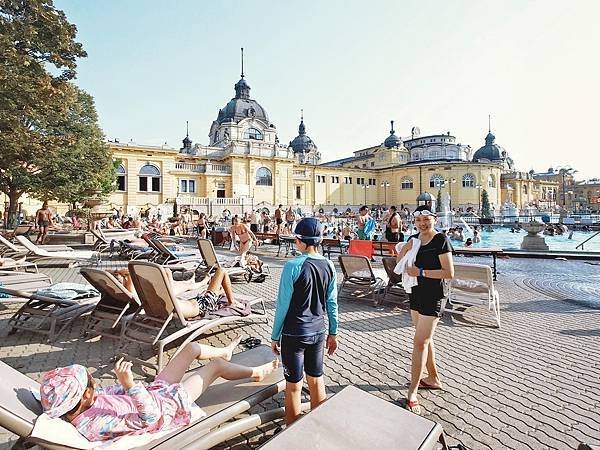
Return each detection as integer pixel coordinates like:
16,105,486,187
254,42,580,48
0,0,87,225
436,189,442,212
481,189,492,218
31,85,116,207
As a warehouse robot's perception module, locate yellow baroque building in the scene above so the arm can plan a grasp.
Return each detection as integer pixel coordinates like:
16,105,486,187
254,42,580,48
105,70,522,218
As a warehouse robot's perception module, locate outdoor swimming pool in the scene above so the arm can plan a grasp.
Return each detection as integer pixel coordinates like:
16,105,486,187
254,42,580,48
450,226,600,252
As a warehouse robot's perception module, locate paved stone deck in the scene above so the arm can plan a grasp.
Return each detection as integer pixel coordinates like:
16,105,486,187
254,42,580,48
0,243,599,449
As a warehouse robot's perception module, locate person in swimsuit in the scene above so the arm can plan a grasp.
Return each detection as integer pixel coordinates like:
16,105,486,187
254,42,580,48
35,201,53,244
230,216,258,266
39,338,278,442
396,205,454,415
112,266,244,319
285,206,296,232
197,213,208,239
385,205,404,243
274,205,283,234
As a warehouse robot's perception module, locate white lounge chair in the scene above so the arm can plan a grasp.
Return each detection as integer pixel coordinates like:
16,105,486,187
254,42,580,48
15,236,100,265
338,255,386,306
0,234,73,257
0,270,52,294
444,262,501,328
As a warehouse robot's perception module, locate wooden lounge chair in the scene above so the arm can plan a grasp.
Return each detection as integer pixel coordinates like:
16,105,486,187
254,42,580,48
338,254,386,306
260,385,448,450
0,284,100,342
381,256,409,306
15,236,100,265
444,262,501,328
0,270,52,294
0,345,285,450
79,268,142,339
125,260,267,372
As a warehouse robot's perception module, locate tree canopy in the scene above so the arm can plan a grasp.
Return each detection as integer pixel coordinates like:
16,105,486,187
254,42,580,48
0,1,114,225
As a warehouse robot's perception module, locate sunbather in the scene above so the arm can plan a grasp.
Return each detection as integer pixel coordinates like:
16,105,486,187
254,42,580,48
35,201,53,244
39,339,279,441
112,266,245,318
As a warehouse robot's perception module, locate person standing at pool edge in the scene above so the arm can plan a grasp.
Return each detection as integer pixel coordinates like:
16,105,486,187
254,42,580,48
396,205,454,415
271,217,339,425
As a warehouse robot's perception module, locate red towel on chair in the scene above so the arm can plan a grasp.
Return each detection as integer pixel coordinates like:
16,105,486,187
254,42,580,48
349,240,374,258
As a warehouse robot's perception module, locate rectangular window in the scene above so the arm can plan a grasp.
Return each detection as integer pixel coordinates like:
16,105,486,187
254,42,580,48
180,180,188,193
371,162,375,167
151,177,160,192
296,186,302,200
139,177,148,192
117,176,126,191
188,180,195,193
345,177,352,184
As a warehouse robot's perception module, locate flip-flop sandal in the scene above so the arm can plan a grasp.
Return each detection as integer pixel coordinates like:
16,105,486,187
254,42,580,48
405,398,421,415
419,379,443,390
243,337,262,349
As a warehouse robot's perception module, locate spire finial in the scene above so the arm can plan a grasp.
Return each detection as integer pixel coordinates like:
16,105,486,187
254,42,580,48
240,47,244,78
186,120,189,137
488,114,491,133
390,120,395,134
300,109,304,121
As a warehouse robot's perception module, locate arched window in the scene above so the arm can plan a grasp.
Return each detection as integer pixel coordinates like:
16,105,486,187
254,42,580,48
430,174,445,188
244,128,263,140
116,164,126,191
462,173,475,188
488,174,496,188
255,167,272,186
138,163,161,192
523,184,528,194
401,178,414,190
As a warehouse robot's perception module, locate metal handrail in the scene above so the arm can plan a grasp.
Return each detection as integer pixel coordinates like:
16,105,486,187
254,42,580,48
576,230,600,250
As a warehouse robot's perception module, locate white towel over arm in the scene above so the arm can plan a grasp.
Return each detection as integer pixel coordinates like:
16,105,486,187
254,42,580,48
394,238,422,293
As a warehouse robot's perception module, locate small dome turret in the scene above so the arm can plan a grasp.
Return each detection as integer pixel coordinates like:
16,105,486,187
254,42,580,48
383,120,403,148
289,110,317,154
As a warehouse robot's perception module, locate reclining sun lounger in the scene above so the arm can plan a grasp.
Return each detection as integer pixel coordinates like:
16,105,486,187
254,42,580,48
79,268,142,340
15,236,100,265
125,260,267,372
0,256,39,273
196,238,248,278
0,234,73,257
338,255,386,306
0,345,285,450
260,385,448,450
0,270,52,293
145,236,200,266
0,283,100,342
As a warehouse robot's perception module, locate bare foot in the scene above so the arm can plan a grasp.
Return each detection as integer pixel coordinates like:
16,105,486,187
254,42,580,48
251,359,279,382
419,376,443,390
223,335,242,361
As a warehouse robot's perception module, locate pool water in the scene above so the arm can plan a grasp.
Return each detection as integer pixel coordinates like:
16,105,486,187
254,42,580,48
450,227,600,252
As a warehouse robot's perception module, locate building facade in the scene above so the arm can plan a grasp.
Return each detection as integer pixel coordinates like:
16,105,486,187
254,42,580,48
104,69,518,217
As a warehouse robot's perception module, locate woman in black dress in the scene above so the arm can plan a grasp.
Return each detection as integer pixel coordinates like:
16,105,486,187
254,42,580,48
396,205,454,414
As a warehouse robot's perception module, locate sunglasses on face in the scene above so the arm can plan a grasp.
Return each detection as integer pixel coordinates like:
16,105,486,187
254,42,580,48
413,210,436,217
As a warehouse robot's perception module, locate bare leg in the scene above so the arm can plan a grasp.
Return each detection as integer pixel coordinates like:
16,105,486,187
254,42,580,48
206,267,236,306
407,314,440,407
239,240,251,266
306,375,326,409
156,338,242,384
410,310,441,388
285,380,303,425
183,357,279,402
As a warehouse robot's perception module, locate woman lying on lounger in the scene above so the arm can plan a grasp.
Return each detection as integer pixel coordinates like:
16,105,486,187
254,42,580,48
111,266,246,318
39,339,279,441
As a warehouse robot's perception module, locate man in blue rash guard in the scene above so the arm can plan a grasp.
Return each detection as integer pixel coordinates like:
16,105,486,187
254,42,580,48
271,217,339,425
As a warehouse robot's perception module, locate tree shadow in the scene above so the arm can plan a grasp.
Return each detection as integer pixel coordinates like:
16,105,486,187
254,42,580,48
559,328,600,337
503,298,598,314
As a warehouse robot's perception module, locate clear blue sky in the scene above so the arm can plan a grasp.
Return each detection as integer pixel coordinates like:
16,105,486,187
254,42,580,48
56,0,600,180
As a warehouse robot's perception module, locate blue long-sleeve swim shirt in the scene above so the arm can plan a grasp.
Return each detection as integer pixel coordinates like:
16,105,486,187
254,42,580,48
271,253,338,341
